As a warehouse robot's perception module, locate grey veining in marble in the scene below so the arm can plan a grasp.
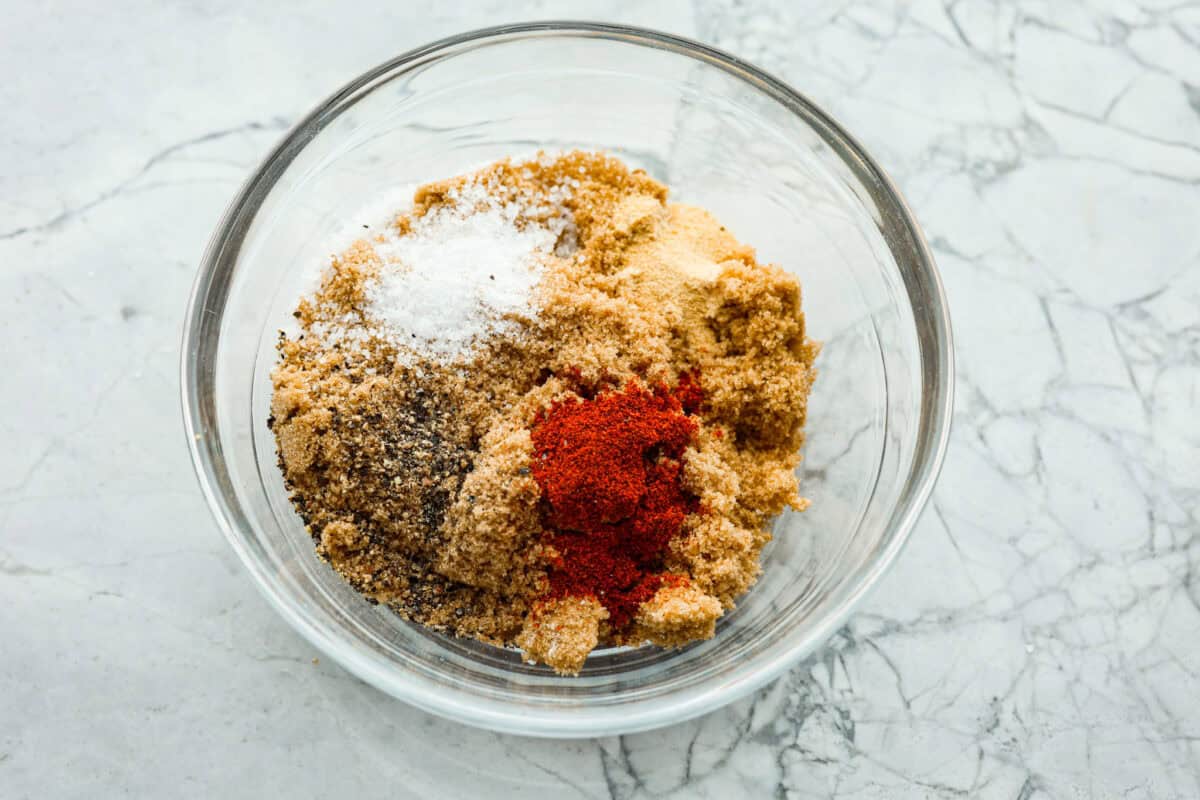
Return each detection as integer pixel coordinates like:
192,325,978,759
3,1,1198,798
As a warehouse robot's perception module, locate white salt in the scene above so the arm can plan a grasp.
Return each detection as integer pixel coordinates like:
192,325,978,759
363,178,565,362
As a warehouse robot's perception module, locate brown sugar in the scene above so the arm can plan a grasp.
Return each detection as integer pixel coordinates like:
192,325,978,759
270,151,819,674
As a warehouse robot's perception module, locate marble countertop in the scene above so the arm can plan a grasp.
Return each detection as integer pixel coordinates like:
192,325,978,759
4,1,1198,797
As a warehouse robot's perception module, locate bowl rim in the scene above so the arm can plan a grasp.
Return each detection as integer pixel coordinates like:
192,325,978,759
180,20,955,737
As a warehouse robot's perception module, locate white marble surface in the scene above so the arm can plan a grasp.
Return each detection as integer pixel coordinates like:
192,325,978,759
3,1,1198,797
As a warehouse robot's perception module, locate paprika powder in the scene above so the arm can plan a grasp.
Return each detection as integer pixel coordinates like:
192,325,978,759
530,376,703,629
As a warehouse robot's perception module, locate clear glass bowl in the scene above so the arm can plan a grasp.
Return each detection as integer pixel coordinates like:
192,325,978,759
181,22,953,737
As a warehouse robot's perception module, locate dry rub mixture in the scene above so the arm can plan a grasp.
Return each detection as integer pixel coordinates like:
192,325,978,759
270,151,818,674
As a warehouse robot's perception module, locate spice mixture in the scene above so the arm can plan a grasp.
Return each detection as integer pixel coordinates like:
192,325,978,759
270,151,819,674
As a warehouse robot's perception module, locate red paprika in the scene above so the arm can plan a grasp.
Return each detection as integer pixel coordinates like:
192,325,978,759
530,375,702,629
675,369,704,415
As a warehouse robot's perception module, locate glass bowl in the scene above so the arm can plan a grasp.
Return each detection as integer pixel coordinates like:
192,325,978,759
181,22,953,737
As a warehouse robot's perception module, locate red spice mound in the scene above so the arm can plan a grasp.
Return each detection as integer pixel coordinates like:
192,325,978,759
530,378,702,629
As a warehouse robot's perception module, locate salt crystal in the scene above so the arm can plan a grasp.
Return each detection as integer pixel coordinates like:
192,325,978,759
364,174,570,362
305,157,577,363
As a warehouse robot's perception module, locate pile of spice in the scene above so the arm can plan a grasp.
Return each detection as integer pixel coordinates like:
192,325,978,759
270,151,819,674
